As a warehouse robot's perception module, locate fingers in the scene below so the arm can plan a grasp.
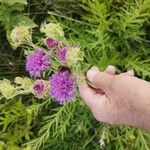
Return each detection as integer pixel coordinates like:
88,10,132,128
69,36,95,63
105,65,134,77
87,67,113,91
92,65,116,75
79,65,135,120
126,70,134,76
121,70,134,76
86,65,134,91
104,65,116,75
86,65,116,92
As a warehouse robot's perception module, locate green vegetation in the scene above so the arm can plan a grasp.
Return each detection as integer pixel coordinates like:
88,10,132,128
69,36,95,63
0,0,150,149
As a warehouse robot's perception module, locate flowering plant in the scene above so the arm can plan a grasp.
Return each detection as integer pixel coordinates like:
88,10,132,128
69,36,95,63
0,22,87,149
1,0,150,149
0,22,84,105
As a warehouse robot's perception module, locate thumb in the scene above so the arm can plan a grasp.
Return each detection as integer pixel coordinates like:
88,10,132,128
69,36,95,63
87,67,113,92
79,82,104,109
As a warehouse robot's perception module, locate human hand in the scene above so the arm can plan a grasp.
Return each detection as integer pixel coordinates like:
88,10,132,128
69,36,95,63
79,65,150,130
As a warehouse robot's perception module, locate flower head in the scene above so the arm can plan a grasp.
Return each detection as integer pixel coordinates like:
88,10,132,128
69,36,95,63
57,47,68,63
26,50,50,77
50,70,76,104
44,37,58,49
40,22,64,40
0,79,16,99
33,80,49,99
66,47,84,67
10,25,32,49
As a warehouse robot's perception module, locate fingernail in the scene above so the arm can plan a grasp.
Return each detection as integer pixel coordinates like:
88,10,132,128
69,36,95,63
127,70,134,76
91,66,99,70
87,67,99,82
105,65,116,75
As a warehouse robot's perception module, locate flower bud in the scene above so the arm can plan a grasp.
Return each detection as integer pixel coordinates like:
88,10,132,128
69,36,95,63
44,37,58,49
40,22,64,40
10,24,32,48
32,80,49,99
0,79,16,99
66,47,84,67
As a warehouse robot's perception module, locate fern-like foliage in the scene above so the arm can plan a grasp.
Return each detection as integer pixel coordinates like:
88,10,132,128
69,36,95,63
125,50,150,79
0,98,32,149
25,101,77,150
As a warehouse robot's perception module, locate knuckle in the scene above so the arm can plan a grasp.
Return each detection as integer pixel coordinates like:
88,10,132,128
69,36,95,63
106,75,115,91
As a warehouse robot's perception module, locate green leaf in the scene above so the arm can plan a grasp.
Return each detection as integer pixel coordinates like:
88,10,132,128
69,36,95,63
10,15,37,29
0,3,25,26
0,0,27,5
6,3,25,12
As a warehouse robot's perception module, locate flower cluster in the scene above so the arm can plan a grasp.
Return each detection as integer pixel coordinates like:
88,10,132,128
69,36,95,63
0,22,84,104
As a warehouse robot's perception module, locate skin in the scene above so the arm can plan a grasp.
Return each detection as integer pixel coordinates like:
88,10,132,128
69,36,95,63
79,65,150,130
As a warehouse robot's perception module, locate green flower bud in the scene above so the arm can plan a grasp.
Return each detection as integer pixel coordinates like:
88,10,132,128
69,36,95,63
66,47,84,67
0,79,16,99
10,23,32,49
40,22,64,40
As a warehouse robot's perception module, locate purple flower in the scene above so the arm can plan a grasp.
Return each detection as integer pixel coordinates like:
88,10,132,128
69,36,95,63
50,70,76,104
44,37,58,48
26,50,50,77
33,80,48,99
57,47,68,62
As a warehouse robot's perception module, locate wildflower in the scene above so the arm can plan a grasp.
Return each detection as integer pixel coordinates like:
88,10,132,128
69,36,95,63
66,47,84,67
10,24,32,48
33,80,49,99
15,77,33,92
26,50,50,77
40,22,64,40
50,70,76,104
0,79,16,99
44,37,58,49
57,47,68,62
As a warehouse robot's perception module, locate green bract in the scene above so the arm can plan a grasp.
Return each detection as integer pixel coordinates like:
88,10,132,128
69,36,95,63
10,24,32,48
0,79,16,99
40,22,64,40
66,47,84,67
